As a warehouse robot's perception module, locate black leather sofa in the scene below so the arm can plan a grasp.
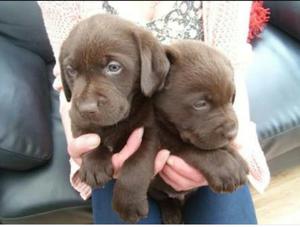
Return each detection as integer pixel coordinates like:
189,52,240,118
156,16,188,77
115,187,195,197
0,1,299,224
246,1,300,175
0,2,91,224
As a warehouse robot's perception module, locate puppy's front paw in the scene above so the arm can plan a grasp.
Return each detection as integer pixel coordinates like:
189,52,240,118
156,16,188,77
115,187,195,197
113,197,148,223
79,157,113,188
209,169,248,193
112,185,148,223
206,150,249,193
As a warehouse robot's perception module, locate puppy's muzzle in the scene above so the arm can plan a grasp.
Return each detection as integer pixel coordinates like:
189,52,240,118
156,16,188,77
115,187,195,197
77,95,108,117
216,121,238,141
73,90,130,127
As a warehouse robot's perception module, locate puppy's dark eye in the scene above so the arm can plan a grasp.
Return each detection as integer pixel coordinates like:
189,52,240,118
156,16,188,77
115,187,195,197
66,65,77,78
106,61,122,75
193,100,208,111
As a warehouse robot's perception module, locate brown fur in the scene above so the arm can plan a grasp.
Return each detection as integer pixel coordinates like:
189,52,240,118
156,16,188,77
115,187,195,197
60,14,248,224
149,40,249,224
59,14,169,223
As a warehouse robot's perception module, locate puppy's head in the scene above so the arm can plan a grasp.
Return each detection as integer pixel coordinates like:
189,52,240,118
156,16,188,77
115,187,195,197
59,15,169,127
156,40,237,150
59,14,169,128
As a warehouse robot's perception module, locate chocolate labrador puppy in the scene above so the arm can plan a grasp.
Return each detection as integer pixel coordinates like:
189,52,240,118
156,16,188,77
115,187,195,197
59,14,169,223
149,40,249,224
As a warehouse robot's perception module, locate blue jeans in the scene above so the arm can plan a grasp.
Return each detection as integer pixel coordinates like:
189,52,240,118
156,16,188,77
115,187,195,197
92,180,257,224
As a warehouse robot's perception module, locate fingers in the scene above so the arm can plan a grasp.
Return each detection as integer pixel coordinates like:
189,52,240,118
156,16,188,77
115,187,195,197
158,155,208,191
53,63,61,77
59,91,71,113
159,171,182,191
154,149,170,175
159,168,208,192
160,165,207,191
53,76,63,91
161,165,196,191
112,127,144,176
166,155,204,182
68,134,101,160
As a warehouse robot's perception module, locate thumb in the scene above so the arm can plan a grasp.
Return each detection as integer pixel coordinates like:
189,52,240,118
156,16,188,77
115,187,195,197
112,127,144,176
154,149,171,175
68,134,101,159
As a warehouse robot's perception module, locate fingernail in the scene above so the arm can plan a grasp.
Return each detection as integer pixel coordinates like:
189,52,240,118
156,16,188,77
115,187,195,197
136,127,144,140
161,149,171,157
158,150,170,165
167,156,174,166
86,135,101,148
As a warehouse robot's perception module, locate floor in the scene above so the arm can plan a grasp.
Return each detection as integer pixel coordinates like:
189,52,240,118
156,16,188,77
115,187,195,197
251,164,300,224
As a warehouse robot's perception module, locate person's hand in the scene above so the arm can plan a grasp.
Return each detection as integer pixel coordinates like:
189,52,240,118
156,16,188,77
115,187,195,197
158,155,208,191
66,124,171,179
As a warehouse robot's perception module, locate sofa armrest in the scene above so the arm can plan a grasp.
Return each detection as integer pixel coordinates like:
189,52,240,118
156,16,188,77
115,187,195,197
0,91,91,223
245,25,300,165
265,1,300,42
0,35,52,170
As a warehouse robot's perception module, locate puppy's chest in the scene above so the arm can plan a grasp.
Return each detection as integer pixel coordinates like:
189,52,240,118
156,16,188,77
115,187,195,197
99,124,133,154
158,127,185,154
100,105,155,153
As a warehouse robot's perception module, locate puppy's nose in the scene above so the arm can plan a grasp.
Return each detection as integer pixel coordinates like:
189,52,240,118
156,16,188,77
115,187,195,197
78,98,99,114
222,122,237,141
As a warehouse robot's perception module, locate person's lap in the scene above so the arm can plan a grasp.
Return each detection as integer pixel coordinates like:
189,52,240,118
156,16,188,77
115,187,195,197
92,180,257,224
92,180,161,224
182,185,257,224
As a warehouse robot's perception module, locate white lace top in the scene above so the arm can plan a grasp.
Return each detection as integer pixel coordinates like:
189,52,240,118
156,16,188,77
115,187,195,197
38,1,270,199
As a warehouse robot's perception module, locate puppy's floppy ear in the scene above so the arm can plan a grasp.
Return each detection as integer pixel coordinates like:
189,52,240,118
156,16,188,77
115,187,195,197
58,48,72,102
133,29,170,97
164,44,180,65
61,71,72,102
